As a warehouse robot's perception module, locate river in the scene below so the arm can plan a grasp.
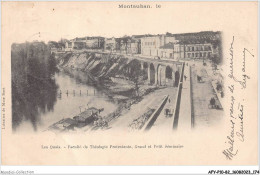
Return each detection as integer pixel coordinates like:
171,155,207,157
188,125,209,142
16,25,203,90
15,70,117,133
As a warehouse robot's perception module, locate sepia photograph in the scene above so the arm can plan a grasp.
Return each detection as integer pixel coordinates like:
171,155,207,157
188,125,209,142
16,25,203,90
1,1,258,172
11,31,224,134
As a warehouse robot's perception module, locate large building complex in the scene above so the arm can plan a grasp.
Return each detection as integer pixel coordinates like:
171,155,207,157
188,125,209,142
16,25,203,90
104,37,117,52
65,37,86,51
141,34,178,58
104,36,141,54
85,37,104,49
64,31,222,62
173,41,213,60
65,37,104,51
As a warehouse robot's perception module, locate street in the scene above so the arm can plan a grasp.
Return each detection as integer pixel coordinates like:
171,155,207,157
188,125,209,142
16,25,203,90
190,64,224,129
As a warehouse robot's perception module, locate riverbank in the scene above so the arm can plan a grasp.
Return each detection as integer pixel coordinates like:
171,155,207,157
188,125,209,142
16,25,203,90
56,51,165,131
61,67,162,115
57,52,156,99
60,66,161,102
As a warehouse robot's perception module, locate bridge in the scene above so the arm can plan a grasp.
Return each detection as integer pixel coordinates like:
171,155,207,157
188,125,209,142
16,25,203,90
59,50,188,131
133,56,183,87
94,51,184,87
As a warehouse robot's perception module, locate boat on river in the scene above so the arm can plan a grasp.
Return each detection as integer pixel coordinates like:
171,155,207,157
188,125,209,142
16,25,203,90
46,107,104,133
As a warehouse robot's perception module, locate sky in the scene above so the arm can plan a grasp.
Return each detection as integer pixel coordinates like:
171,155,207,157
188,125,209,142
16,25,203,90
3,1,254,44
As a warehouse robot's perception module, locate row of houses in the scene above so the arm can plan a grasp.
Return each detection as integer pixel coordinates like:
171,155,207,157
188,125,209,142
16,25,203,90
103,36,141,54
65,36,105,50
64,31,222,60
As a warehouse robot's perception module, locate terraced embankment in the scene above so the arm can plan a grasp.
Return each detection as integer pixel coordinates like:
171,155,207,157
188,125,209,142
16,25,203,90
55,51,163,131
57,52,158,100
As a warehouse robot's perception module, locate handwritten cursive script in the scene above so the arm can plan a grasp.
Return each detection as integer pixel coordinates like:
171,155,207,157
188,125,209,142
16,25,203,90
236,103,244,142
223,36,253,160
228,36,254,89
223,119,238,160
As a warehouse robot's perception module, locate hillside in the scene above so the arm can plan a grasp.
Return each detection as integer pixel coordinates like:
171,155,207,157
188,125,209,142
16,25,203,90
57,52,159,101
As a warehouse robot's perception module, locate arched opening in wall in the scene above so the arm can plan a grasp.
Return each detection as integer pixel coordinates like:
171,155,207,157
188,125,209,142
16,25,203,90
149,63,155,84
157,65,166,86
166,66,172,79
143,62,148,69
143,62,148,80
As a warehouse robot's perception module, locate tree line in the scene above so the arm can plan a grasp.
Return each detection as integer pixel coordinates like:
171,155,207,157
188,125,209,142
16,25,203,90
11,41,58,131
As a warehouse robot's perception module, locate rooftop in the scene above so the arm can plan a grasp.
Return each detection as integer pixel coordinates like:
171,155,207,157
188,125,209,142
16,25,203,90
160,42,174,49
176,40,211,45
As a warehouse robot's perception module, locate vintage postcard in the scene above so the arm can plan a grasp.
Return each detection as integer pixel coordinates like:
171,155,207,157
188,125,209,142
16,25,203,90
1,1,258,166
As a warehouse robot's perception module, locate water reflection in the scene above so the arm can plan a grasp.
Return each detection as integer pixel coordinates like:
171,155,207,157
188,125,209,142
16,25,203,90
13,70,117,133
12,75,58,132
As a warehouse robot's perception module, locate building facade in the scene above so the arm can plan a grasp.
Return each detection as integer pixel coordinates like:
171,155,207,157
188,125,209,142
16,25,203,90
118,37,131,54
64,31,221,61
85,37,104,49
65,41,73,51
159,42,174,59
141,34,177,58
65,37,104,51
173,42,213,60
109,37,141,54
104,37,117,52
129,38,141,54
184,43,212,59
65,37,86,51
